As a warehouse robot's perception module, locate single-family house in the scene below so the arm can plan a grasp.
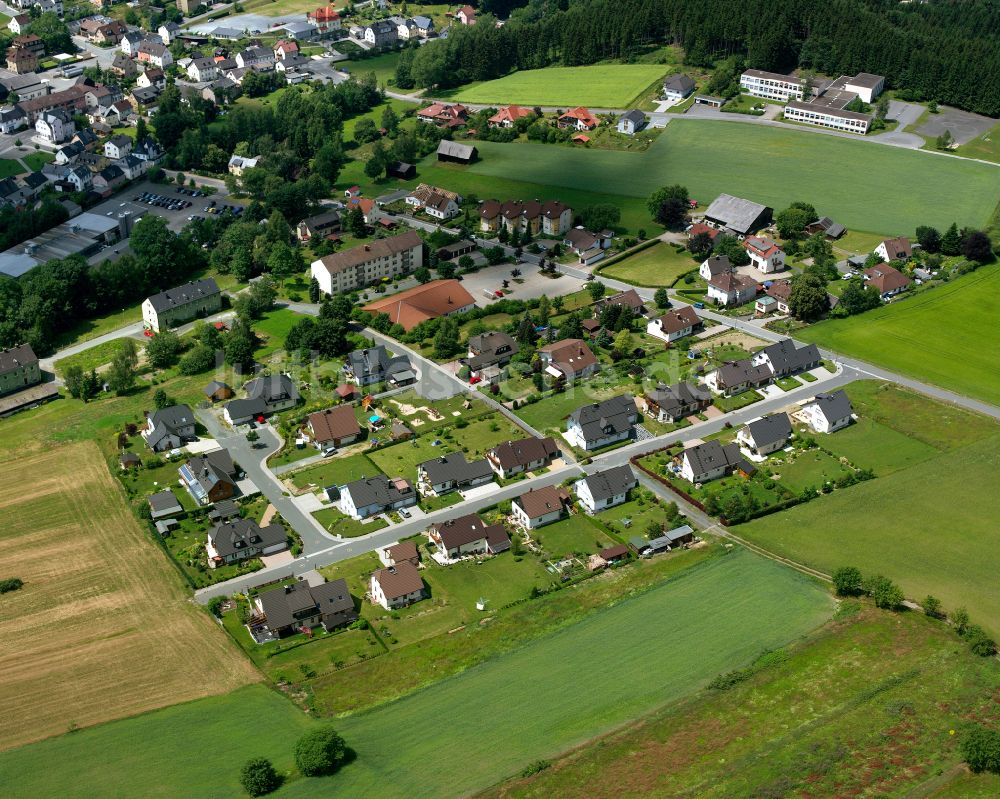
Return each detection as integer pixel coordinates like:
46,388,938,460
158,22,181,44
343,345,415,387
800,390,854,434
707,272,759,306
295,210,341,242
743,236,785,273
120,31,143,56
874,237,912,263
704,358,774,396
737,413,792,457
187,57,220,83
132,137,163,163
117,153,145,181
639,381,711,423
558,106,599,131
179,448,239,505
456,4,476,24
750,339,821,378
147,489,183,520
7,14,30,35
698,254,732,281
594,288,644,317
224,374,301,425
142,404,196,452
663,73,696,101
54,141,84,165
762,279,792,314
307,405,361,450
646,305,702,343
418,102,469,128
228,154,260,177
489,105,533,128
537,338,598,381
340,475,416,519
617,109,647,135
64,164,92,193
574,464,637,514
485,436,558,479
565,394,638,451
0,105,27,134
405,184,460,220
511,484,571,529
364,19,397,47
465,330,518,377
370,561,425,610
428,513,510,559
206,518,286,567
417,452,494,496
864,263,911,299
236,47,274,69
0,343,40,396
103,133,132,160
307,5,342,32
679,440,744,484
253,579,357,637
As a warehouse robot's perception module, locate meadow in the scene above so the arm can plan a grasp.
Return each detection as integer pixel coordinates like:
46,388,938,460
447,65,669,108
740,381,1000,635
798,264,1000,406
484,605,1000,799
461,120,999,234
0,550,832,798
598,241,701,286
0,443,258,751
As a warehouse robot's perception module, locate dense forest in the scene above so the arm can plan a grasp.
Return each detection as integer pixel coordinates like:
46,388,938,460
398,0,1000,116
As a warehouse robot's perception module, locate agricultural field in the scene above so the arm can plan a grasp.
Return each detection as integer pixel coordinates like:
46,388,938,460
0,550,832,798
446,65,669,108
798,264,1000,406
460,120,999,234
738,381,1000,635
484,604,1000,799
0,443,257,751
597,241,701,287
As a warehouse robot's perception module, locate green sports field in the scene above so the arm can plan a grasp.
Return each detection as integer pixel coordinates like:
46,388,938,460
0,550,832,798
737,381,1000,636
448,65,668,108
798,264,1000,407
462,121,999,234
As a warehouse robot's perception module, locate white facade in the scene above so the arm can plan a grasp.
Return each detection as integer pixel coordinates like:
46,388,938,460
510,501,562,530
680,452,726,484
310,239,423,296
369,572,423,610
800,402,852,434
646,316,694,343
35,112,74,144
573,479,628,515
740,70,806,101
783,102,871,134
744,239,785,273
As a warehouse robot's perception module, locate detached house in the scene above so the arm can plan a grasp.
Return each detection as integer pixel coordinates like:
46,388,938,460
617,109,646,135
465,330,518,379
594,288,644,317
800,390,854,434
364,19,397,47
295,210,340,242
456,4,476,24
343,345,415,387
486,436,558,480
236,47,274,69
574,464,637,514
187,57,219,83
307,405,361,450
370,561,425,610
707,272,759,307
639,381,711,423
428,513,510,560
679,440,744,484
646,305,702,343
206,518,286,567
704,358,774,396
405,183,460,220
142,404,196,452
864,263,911,299
558,106,599,131
737,413,792,457
253,579,357,637
874,236,912,263
224,374,301,425
566,394,638,451
179,448,239,505
699,254,732,281
489,105,533,128
663,73,696,101
511,484,571,529
751,339,821,378
340,475,416,519
35,109,74,144
103,133,132,160
417,452,493,496
417,101,468,128
743,236,785,273
537,338,598,381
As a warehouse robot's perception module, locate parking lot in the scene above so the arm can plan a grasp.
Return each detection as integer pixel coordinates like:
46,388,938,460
458,261,581,304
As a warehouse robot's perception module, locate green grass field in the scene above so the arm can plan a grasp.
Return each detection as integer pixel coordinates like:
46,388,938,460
447,65,668,108
598,241,700,286
342,52,401,87
0,549,832,798
0,158,24,178
484,605,1000,799
461,120,999,234
23,151,54,171
798,265,1000,406
740,381,1000,635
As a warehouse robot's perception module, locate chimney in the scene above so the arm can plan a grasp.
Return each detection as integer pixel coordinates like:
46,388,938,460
284,585,292,594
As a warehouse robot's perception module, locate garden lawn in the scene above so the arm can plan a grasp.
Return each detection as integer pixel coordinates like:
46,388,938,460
23,151,54,171
290,451,381,490
461,120,999,233
446,65,669,108
815,416,938,475
772,449,852,493
54,338,144,376
0,158,24,178
0,549,832,798
598,241,700,287
531,514,613,558
312,507,388,538
513,384,625,433
255,308,305,358
798,265,1000,407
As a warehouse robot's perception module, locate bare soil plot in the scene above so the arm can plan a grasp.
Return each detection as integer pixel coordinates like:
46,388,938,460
0,442,258,750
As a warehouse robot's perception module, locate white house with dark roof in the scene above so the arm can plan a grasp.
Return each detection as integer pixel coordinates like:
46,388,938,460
370,561,425,609
617,109,646,135
640,381,711,423
737,413,792,458
416,452,494,496
206,518,286,567
574,464,637,514
428,513,510,560
799,390,854,434
679,440,744,484
486,436,558,479
750,339,821,378
565,394,638,451
699,254,733,281
142,404,196,452
142,278,221,332
340,475,416,519
743,236,785,272
646,305,702,343
663,73,696,101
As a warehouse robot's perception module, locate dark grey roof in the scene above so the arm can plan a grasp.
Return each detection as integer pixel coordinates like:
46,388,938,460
467,330,518,370
716,358,773,388
257,578,354,630
148,489,182,512
809,390,853,423
418,452,492,485
203,380,231,396
487,436,557,471
618,109,646,126
208,518,285,558
759,339,821,375
646,381,710,417
701,254,732,276
301,210,340,230
0,343,37,374
148,404,194,434
580,465,637,502
744,413,792,448
663,73,696,94
345,345,411,381
682,440,742,477
225,397,267,419
343,475,414,508
437,140,476,159
812,216,846,237
245,373,300,405
182,449,237,495
664,524,694,543
569,394,637,444
145,278,219,314
703,193,772,235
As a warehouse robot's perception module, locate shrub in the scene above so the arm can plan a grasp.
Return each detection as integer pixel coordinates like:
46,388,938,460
0,577,24,593
207,596,226,617
294,725,347,776
922,595,942,618
863,574,905,610
240,757,280,796
831,566,863,596
960,725,1000,773
965,625,997,657
951,607,970,636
